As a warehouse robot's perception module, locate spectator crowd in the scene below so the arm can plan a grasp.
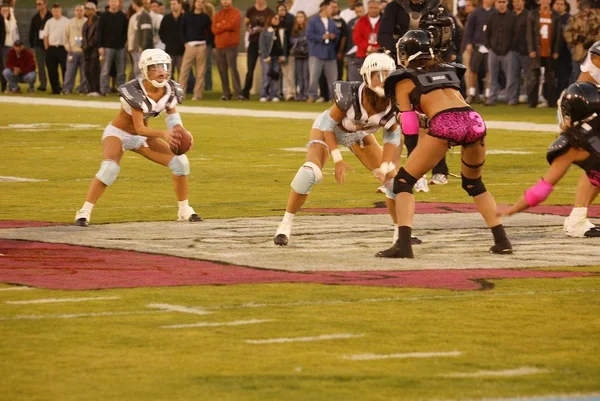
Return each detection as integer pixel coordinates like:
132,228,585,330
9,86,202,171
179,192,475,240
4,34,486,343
0,0,598,106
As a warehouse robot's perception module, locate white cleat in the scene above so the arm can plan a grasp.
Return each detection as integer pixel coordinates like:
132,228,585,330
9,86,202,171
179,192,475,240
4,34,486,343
564,216,596,238
74,209,91,227
274,222,292,246
414,176,430,193
429,173,448,185
177,206,202,222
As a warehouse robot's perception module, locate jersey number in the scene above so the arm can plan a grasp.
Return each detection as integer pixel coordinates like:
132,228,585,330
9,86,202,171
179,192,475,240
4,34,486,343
540,24,549,40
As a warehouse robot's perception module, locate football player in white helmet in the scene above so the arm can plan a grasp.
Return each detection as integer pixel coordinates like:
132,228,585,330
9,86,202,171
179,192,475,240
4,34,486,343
74,48,202,226
273,53,418,246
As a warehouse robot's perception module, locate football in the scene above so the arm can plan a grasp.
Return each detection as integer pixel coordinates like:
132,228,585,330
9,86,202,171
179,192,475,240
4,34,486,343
170,126,193,155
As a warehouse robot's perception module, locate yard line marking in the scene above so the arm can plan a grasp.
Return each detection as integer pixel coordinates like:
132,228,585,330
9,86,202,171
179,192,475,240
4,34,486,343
343,351,462,361
441,367,550,378
5,296,119,305
162,319,273,329
213,289,600,310
0,96,558,132
0,310,168,321
147,303,212,315
428,393,600,401
245,333,364,344
0,287,34,291
0,176,48,182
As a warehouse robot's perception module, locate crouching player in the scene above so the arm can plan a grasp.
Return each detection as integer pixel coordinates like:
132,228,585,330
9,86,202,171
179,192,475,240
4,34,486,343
273,53,413,246
74,49,202,226
498,82,600,219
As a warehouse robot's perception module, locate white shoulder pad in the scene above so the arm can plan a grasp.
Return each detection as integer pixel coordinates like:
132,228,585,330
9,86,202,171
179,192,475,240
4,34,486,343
117,80,146,111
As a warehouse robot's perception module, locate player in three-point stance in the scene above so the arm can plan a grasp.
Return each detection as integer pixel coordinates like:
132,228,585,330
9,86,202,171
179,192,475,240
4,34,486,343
498,82,600,218
377,30,512,258
273,53,412,246
74,49,202,226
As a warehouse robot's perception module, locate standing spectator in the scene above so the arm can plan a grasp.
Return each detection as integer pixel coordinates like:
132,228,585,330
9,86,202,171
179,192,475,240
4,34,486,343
340,0,357,23
484,0,518,105
241,0,274,100
43,3,69,94
463,0,494,103
306,0,338,103
330,0,347,80
1,4,16,93
352,0,381,81
291,10,308,100
564,0,600,83
133,0,153,77
98,0,127,95
212,0,242,100
553,0,571,93
259,13,284,102
459,0,474,98
0,16,6,93
203,1,215,91
82,1,100,95
146,0,164,50
29,0,51,91
345,2,364,81
126,3,139,79
179,0,213,100
159,0,185,79
514,0,531,103
526,0,561,108
2,40,37,93
62,4,87,94
276,3,295,100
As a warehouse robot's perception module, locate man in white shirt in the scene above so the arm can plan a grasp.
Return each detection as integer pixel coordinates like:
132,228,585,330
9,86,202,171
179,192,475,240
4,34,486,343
43,3,69,94
62,4,87,94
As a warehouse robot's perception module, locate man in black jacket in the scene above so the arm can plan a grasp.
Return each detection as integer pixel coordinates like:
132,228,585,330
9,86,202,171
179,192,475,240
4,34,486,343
514,0,531,103
29,0,52,91
0,12,5,93
82,2,101,96
98,0,128,95
159,0,185,80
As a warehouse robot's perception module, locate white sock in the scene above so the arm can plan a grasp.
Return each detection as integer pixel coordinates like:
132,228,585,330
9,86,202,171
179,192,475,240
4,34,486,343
82,201,94,212
568,207,588,220
282,212,295,225
485,88,490,98
178,199,189,211
468,87,476,96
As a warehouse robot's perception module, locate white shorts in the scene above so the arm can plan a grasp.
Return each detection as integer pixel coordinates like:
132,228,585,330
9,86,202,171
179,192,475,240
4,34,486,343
312,111,370,149
102,124,148,151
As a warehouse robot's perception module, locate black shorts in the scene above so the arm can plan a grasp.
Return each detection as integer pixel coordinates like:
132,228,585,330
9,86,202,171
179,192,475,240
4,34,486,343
469,48,488,74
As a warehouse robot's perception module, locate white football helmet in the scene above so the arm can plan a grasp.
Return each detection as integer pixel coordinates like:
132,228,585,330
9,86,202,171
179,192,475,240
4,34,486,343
138,49,172,88
360,53,396,97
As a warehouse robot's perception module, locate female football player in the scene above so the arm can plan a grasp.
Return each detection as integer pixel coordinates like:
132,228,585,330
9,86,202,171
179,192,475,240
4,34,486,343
74,49,202,226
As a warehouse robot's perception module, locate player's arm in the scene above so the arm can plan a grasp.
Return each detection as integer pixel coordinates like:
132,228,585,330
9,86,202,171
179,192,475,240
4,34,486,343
131,108,177,147
165,107,194,148
380,121,402,179
320,104,351,184
395,80,419,136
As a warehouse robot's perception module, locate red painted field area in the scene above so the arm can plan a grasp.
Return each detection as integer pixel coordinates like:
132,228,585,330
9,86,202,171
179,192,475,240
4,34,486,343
0,239,594,291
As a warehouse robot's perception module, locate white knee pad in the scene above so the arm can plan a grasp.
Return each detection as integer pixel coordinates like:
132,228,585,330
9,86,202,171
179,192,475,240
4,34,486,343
291,162,323,194
169,155,190,176
95,160,120,185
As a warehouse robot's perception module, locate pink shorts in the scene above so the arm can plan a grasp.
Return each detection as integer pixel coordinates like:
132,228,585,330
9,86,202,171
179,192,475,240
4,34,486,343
428,107,487,146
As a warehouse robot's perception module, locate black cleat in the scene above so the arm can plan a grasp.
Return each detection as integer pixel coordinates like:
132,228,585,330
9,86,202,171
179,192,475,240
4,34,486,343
584,227,600,237
376,240,414,258
74,218,88,227
490,238,513,254
273,234,288,246
188,214,202,222
411,236,423,245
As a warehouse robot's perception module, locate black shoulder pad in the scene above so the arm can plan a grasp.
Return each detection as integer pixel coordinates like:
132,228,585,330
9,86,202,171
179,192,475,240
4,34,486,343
384,68,414,97
169,79,184,105
333,81,360,111
547,135,570,165
448,62,467,80
117,80,145,111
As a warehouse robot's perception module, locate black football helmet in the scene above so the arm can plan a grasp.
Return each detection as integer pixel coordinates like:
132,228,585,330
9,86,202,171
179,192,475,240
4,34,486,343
396,30,434,66
558,82,600,128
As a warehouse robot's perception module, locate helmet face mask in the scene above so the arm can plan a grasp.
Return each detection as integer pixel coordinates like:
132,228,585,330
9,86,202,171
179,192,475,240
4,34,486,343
139,49,172,88
359,53,396,97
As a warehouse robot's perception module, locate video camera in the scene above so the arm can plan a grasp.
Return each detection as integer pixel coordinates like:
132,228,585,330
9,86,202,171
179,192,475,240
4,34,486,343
418,7,455,54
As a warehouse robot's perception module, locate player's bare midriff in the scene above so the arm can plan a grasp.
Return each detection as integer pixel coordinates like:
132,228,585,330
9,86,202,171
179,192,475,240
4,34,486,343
420,87,469,118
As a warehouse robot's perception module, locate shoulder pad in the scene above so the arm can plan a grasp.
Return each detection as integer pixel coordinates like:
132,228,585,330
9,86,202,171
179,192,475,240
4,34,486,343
169,79,184,105
384,68,415,97
333,81,361,111
447,62,467,79
547,135,570,165
117,80,145,111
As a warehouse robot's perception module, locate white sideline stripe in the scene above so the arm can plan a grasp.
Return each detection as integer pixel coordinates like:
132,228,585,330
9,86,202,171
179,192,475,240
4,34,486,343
162,319,273,329
245,333,364,344
0,96,557,132
5,296,119,304
0,176,48,182
441,367,550,378
147,303,212,315
0,310,168,321
0,287,34,291
343,351,461,361
214,289,600,310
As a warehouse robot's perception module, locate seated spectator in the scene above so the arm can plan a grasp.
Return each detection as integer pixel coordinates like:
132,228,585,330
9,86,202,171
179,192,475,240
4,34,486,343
2,40,37,93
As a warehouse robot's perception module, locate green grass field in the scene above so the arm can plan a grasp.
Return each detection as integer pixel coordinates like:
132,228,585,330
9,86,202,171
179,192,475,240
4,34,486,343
0,96,599,401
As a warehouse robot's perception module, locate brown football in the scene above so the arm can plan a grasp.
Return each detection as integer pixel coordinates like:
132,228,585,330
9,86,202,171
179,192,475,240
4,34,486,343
170,126,193,155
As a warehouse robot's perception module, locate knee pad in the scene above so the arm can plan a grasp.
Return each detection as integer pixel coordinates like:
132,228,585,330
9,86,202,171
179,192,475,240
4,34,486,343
462,174,487,197
95,160,120,185
393,167,418,195
291,162,323,195
169,155,190,176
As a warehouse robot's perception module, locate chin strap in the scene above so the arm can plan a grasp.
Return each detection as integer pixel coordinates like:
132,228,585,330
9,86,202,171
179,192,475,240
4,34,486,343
150,79,168,88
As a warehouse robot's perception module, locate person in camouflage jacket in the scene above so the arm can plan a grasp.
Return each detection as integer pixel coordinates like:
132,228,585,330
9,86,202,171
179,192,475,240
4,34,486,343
564,0,600,79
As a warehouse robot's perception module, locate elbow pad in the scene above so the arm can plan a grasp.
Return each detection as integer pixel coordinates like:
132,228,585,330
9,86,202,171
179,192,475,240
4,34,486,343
400,111,419,136
383,125,402,146
524,179,554,207
165,112,183,130
318,109,339,132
